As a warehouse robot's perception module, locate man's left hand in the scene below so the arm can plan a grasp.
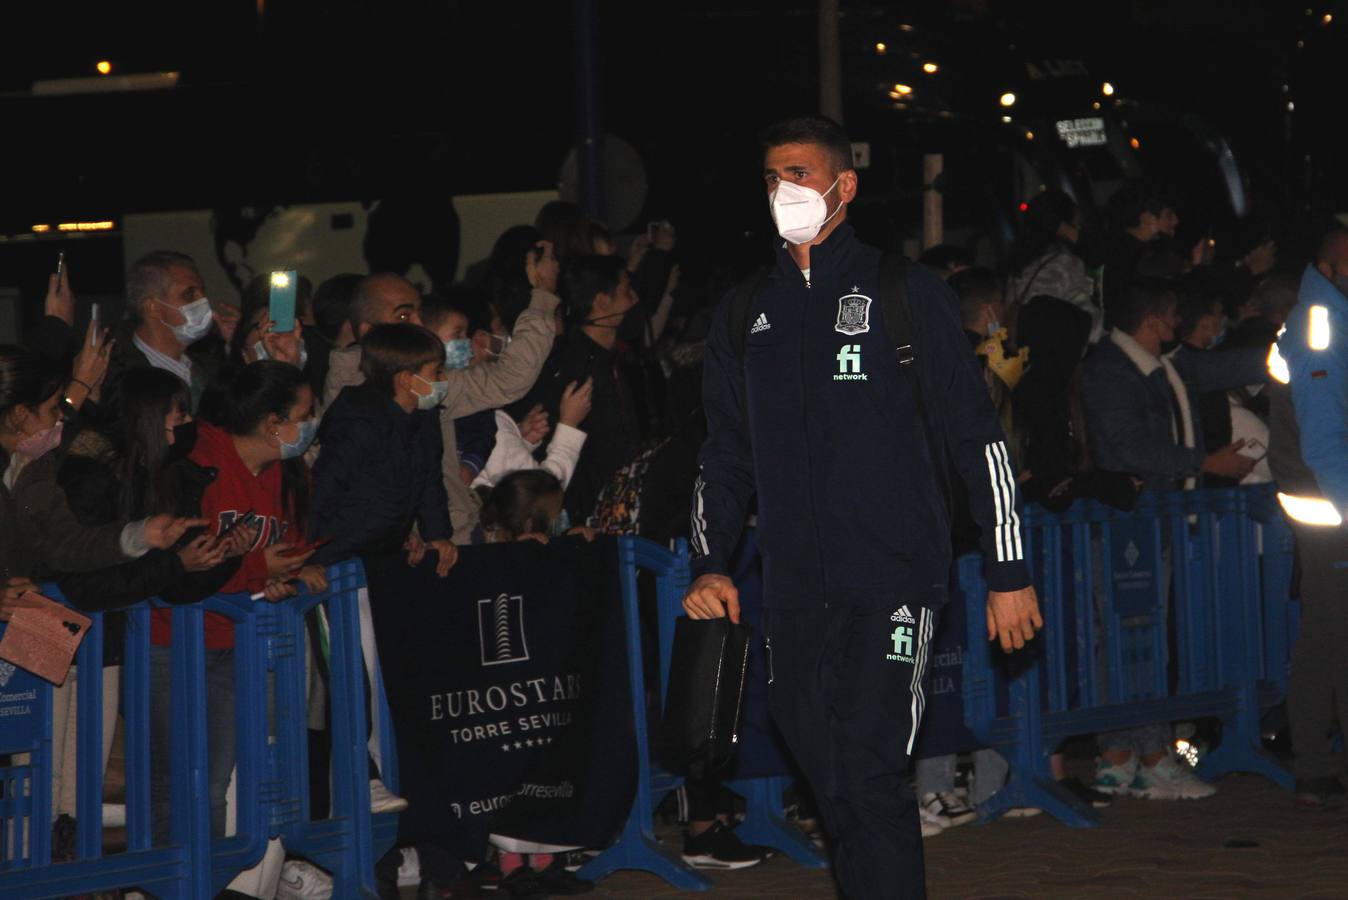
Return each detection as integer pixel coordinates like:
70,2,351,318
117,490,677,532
986,586,1043,653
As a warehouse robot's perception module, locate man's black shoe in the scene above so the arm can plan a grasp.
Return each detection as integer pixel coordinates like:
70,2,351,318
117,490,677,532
681,821,766,870
420,876,485,899
498,867,550,899
531,860,594,894
1061,776,1113,809
1295,776,1346,807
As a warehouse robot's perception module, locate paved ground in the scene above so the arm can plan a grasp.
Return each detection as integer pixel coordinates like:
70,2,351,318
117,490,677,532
104,723,1348,898
556,774,1348,899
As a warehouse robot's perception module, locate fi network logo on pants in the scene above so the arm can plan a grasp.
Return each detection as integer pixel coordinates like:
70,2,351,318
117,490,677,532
835,344,867,381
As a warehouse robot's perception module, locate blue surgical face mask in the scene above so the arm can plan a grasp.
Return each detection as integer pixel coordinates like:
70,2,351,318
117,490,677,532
548,508,572,538
280,418,317,459
413,374,449,410
443,338,473,370
253,339,309,370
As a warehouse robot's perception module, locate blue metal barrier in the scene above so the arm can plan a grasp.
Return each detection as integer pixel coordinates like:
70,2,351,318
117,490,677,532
578,535,825,891
960,486,1296,828
0,561,397,899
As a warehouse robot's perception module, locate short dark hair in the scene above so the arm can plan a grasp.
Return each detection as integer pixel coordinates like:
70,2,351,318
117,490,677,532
126,251,198,322
918,244,974,276
437,285,494,336
1115,280,1177,335
359,323,444,396
1175,283,1223,341
1107,180,1173,231
561,255,627,322
1315,227,1348,266
313,273,363,341
759,115,853,175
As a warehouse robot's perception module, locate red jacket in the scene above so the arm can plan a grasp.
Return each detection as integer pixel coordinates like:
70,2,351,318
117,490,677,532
151,422,305,649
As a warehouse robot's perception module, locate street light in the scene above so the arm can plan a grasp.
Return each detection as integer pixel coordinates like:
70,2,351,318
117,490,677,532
96,60,112,75
922,62,939,74
874,42,887,54
1102,81,1115,96
999,92,1016,107
893,83,913,95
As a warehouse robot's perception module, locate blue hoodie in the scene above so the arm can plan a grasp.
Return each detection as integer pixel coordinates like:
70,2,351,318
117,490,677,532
690,223,1030,611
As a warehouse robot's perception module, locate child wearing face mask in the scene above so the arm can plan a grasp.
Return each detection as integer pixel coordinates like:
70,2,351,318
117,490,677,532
308,323,458,575
143,360,321,846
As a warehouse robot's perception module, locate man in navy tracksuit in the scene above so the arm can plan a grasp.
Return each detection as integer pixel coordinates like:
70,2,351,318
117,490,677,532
683,116,1041,898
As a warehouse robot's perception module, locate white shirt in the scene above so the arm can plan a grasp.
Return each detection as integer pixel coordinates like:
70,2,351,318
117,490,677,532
133,333,192,385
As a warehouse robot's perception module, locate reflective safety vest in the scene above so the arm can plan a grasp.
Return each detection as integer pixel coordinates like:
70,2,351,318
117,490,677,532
1267,266,1348,526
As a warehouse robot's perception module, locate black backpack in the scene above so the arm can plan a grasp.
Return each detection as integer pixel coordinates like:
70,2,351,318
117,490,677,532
721,252,951,514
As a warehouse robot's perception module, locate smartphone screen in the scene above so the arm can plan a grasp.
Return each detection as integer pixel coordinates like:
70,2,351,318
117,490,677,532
56,251,65,280
268,271,298,333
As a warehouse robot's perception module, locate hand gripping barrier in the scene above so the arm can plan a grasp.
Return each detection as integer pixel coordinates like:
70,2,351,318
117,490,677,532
578,535,825,891
0,559,399,899
960,486,1296,827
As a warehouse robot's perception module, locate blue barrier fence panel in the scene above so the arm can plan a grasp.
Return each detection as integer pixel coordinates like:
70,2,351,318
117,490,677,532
961,487,1297,829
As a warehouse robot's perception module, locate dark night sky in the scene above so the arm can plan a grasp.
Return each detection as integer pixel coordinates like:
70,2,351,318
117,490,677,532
1,1,1343,251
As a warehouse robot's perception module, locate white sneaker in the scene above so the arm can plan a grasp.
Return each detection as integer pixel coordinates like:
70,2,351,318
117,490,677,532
920,791,977,827
919,806,946,837
1091,755,1140,796
276,860,334,899
370,778,410,814
1003,806,1043,818
1129,756,1217,800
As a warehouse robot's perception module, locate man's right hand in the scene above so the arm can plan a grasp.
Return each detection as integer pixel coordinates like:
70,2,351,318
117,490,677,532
682,574,741,625
1202,440,1256,480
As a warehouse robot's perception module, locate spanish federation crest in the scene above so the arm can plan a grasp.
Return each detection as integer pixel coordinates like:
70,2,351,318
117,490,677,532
835,292,872,335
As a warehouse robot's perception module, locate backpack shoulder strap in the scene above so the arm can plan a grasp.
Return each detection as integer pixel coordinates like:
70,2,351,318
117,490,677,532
727,267,772,362
878,252,915,366
879,252,953,515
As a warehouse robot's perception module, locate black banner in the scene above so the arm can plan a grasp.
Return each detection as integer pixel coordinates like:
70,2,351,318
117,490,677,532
363,536,636,859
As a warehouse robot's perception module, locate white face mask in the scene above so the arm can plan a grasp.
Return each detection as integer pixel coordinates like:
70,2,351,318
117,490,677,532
156,296,214,345
769,176,844,245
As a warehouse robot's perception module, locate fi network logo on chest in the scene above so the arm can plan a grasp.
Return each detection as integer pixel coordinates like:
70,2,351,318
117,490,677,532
835,344,867,381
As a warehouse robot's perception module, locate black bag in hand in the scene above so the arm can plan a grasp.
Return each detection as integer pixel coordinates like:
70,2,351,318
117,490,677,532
655,616,752,780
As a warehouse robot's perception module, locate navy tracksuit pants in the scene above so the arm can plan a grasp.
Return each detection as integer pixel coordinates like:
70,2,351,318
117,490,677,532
765,602,939,900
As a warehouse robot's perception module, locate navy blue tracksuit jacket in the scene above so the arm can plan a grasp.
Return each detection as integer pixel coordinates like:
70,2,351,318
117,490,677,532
691,222,1031,610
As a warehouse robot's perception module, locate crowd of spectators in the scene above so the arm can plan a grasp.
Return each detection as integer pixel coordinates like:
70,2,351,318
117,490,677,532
0,174,1325,896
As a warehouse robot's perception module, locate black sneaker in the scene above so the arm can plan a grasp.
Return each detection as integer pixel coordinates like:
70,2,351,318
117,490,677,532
497,867,549,899
681,821,767,870
558,850,591,872
1061,777,1114,809
1295,776,1346,807
531,861,595,895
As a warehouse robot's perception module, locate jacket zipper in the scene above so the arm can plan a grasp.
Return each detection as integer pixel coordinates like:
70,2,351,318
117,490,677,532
797,273,829,609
